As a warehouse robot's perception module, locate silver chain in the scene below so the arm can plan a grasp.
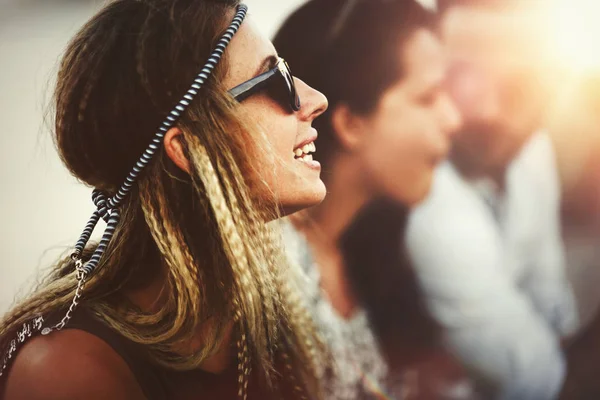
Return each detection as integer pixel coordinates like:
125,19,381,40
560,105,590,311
0,256,87,378
42,258,88,335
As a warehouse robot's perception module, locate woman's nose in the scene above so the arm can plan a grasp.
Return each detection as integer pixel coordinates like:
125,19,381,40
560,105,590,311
295,77,328,121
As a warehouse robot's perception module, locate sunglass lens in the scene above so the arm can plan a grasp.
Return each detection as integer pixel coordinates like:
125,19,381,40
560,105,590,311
283,61,300,111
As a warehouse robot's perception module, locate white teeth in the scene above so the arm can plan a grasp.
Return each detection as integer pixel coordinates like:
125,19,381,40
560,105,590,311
294,141,317,158
301,154,313,162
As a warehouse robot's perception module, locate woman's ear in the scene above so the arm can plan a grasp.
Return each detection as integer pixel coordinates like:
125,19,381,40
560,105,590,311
164,127,191,173
330,104,367,151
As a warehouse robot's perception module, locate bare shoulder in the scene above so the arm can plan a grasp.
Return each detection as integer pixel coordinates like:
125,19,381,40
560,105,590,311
2,329,146,400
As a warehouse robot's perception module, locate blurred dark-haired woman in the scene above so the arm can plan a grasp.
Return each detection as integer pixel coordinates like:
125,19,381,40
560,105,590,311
275,0,471,398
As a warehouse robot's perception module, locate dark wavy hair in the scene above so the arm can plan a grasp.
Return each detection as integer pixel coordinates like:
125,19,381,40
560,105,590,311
274,0,440,370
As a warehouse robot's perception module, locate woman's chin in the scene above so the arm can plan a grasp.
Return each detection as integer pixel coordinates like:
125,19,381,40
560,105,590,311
387,175,433,209
280,181,327,217
407,179,434,207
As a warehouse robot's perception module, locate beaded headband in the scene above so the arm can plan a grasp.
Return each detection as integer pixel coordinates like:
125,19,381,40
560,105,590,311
1,3,248,378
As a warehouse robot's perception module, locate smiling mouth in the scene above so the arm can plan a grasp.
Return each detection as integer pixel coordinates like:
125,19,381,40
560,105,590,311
293,141,316,163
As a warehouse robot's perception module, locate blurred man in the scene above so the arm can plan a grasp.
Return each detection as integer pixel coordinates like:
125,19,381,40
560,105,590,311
406,1,579,399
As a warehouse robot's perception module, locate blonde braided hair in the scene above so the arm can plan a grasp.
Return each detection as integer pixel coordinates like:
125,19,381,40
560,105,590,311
1,0,329,398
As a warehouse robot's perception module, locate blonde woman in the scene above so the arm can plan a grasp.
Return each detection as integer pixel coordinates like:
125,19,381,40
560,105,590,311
0,1,328,399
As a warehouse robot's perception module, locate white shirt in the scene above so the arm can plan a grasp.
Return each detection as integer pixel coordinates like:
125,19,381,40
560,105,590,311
406,132,578,400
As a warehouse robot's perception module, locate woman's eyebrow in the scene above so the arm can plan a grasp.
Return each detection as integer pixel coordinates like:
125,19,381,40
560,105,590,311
254,54,278,76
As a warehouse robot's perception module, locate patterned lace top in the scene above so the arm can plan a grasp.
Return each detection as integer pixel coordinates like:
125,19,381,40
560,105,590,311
282,223,403,400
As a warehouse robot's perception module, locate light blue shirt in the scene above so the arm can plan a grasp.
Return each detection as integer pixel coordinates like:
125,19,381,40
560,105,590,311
406,132,578,400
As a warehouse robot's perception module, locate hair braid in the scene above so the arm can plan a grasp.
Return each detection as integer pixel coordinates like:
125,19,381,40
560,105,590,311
186,139,261,394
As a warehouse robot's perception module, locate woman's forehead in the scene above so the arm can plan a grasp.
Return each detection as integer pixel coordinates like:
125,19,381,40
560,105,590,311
224,15,277,88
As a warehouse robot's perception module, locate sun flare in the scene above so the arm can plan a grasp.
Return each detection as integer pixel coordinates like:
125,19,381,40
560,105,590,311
546,0,600,71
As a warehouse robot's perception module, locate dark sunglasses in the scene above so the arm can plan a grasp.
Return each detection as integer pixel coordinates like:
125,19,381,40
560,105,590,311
228,57,301,112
